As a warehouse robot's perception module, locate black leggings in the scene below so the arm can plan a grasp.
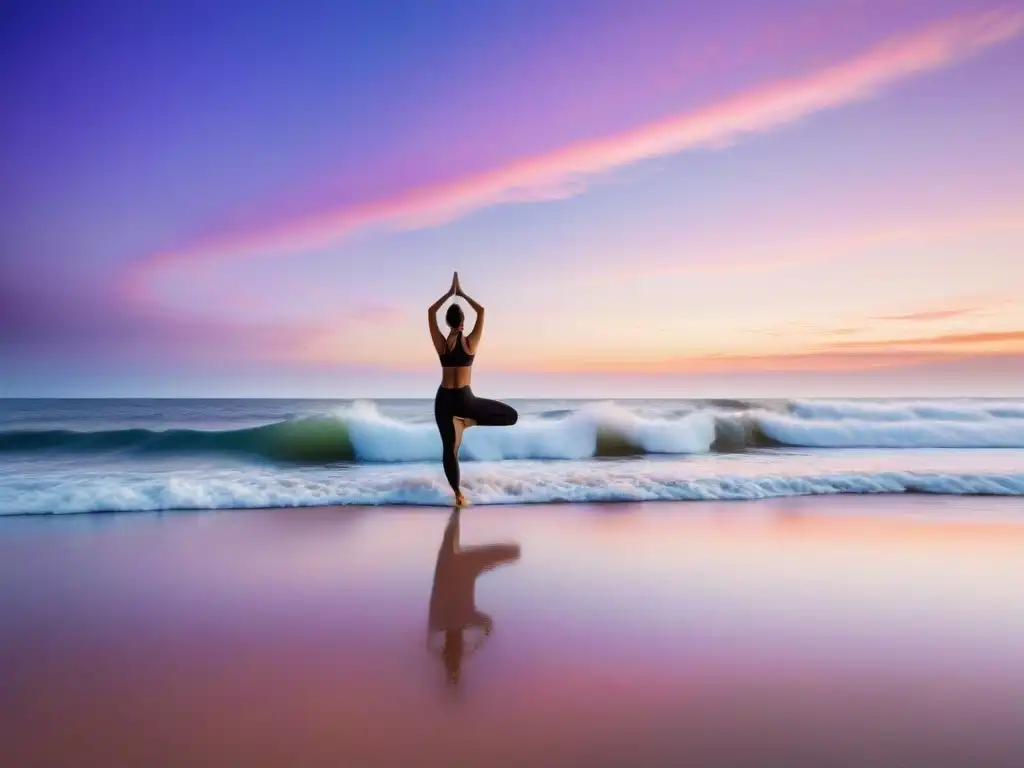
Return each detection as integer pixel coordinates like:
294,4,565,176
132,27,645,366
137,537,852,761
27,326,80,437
434,386,518,493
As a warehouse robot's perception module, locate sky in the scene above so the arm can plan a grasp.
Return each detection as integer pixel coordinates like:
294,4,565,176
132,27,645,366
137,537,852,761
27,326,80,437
2,0,1023,398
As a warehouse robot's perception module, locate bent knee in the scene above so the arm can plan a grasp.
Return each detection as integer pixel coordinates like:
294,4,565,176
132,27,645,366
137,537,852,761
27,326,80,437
507,409,519,425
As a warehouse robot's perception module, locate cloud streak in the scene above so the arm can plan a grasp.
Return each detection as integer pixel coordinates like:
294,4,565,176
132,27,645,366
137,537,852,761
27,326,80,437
127,7,1024,293
833,329,1024,349
877,306,985,322
480,323,1024,375
501,348,1024,376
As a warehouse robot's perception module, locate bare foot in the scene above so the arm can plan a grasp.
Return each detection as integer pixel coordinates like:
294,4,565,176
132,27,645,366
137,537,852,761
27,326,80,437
455,493,472,507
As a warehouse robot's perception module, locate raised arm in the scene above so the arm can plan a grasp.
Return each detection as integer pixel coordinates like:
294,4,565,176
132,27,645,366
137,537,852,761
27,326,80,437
427,278,457,355
455,277,486,352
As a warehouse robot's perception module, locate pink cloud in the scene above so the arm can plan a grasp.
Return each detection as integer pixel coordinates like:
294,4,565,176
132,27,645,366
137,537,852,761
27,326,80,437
124,7,1024,298
498,348,1024,376
476,320,1024,375
832,329,1024,349
877,306,983,322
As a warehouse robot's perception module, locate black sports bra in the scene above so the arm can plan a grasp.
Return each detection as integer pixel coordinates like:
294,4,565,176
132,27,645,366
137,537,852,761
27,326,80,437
439,332,475,368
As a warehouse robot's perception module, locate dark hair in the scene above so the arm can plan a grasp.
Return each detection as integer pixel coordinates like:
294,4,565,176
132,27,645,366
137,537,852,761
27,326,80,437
445,304,464,329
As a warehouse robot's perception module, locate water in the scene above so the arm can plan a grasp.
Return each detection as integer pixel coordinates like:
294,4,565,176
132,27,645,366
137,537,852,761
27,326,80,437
2,397,1023,514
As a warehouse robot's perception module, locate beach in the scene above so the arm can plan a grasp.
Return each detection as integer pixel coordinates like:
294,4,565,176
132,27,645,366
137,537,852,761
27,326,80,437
7,1,1024,763
4,496,1024,767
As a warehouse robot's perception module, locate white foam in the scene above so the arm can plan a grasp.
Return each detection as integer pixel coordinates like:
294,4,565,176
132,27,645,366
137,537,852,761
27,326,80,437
4,461,1023,515
340,400,716,462
759,412,1024,448
580,401,718,454
789,399,1024,423
343,400,440,462
337,399,1024,458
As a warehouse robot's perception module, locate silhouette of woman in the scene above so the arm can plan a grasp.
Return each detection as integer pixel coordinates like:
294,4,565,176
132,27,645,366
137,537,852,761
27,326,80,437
426,508,521,686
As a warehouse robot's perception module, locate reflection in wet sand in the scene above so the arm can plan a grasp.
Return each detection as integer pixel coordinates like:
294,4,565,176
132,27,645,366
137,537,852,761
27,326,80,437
4,501,1024,766
427,508,521,686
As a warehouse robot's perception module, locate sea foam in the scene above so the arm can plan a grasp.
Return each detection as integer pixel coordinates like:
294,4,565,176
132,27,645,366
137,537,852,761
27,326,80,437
3,460,1023,515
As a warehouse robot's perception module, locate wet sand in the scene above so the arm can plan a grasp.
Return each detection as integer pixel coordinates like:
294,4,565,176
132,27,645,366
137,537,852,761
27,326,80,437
3,497,1024,767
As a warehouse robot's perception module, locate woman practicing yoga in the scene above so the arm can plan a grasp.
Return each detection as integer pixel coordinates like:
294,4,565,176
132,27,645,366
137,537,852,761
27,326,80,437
428,272,518,506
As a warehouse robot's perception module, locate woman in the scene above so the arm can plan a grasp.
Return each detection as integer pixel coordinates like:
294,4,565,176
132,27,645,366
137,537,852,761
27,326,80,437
428,272,518,507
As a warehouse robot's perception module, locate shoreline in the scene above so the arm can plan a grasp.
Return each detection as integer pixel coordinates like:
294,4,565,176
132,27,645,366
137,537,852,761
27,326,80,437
2,489,1024,518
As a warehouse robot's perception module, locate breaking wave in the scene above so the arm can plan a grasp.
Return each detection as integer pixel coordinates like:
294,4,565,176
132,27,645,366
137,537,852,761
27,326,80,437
3,399,1024,464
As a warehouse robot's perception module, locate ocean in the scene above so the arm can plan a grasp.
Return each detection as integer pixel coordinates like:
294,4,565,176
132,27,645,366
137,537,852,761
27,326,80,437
2,397,1023,514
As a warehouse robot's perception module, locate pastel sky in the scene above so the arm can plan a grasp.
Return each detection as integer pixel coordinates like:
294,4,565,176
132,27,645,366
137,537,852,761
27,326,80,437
2,0,1023,397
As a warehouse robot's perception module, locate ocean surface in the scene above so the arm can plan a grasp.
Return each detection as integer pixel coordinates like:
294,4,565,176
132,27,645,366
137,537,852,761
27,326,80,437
1,397,1023,514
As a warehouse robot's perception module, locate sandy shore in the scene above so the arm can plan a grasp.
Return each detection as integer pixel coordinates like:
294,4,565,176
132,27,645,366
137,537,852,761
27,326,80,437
3,496,1024,766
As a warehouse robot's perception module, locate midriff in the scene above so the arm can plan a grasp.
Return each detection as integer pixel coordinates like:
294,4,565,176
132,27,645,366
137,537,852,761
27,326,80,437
440,366,473,389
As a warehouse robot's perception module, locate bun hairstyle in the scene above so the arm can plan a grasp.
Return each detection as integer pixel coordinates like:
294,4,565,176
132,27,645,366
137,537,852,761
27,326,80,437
445,304,465,329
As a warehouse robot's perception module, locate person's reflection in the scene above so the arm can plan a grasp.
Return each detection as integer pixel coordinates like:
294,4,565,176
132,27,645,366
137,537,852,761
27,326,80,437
427,508,521,686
